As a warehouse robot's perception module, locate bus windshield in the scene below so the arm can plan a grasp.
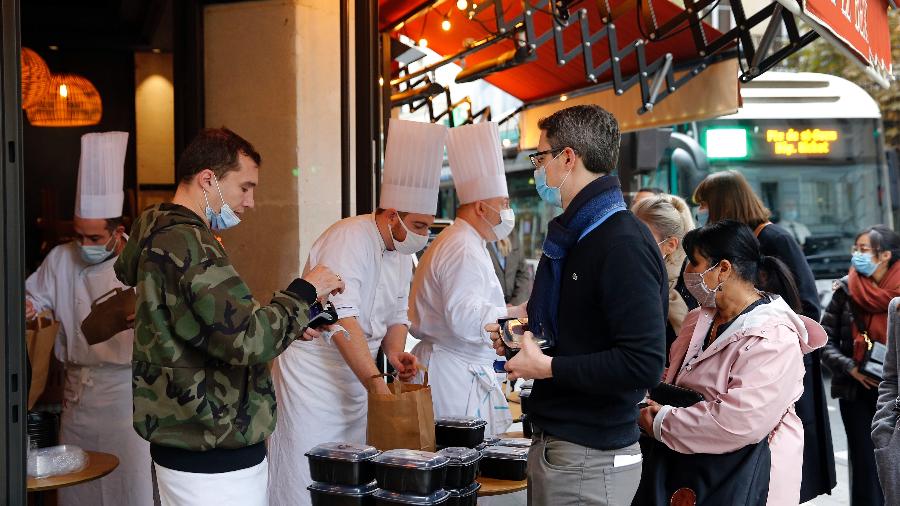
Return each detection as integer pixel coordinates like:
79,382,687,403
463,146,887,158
699,118,888,280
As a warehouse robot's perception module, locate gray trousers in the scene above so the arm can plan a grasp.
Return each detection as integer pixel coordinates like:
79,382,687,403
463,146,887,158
527,428,642,506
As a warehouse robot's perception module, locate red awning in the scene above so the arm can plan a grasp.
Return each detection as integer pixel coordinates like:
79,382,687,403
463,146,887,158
775,0,894,87
380,0,726,103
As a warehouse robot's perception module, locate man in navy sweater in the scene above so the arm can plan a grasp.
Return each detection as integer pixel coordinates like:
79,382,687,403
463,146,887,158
488,105,667,506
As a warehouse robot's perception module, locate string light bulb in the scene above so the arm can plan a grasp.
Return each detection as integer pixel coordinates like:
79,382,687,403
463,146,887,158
418,38,428,48
441,16,451,31
59,84,68,98
457,0,467,9
559,94,568,102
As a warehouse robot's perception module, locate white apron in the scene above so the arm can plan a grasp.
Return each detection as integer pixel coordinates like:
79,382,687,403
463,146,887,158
154,458,268,506
412,342,512,437
25,242,151,506
58,364,153,506
268,341,378,506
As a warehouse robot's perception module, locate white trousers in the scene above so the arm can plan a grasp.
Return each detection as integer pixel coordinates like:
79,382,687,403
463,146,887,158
154,458,268,506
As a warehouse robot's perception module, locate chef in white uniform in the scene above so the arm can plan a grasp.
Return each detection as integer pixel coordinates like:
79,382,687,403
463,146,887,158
410,122,523,437
268,119,448,506
25,132,153,506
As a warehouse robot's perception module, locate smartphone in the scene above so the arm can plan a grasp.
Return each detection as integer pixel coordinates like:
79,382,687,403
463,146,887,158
308,300,339,329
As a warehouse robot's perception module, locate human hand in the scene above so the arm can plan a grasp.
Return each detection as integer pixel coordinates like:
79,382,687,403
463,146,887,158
25,299,36,320
485,323,505,357
638,402,662,435
302,265,346,301
850,366,881,389
504,332,552,381
387,351,419,382
369,377,392,395
126,313,135,329
301,326,322,341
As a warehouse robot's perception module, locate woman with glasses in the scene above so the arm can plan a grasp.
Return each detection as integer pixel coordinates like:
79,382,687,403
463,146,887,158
820,225,900,506
632,194,698,353
692,170,836,501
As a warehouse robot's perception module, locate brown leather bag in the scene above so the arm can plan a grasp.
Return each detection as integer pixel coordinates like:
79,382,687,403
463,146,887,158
81,287,136,345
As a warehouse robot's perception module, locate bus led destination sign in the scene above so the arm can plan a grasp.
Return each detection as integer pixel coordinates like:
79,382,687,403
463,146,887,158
766,128,840,156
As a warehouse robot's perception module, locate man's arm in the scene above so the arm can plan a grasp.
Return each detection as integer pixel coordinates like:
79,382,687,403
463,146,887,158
333,317,391,394
25,251,59,318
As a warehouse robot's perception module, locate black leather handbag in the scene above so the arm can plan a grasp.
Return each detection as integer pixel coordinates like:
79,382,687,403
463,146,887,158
851,300,888,380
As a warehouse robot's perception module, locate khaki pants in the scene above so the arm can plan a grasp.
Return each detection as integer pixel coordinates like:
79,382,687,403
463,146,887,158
528,428,642,506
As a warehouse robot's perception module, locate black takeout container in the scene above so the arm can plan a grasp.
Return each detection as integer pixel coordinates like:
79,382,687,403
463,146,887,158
434,416,487,449
479,446,528,481
372,488,450,506
308,481,377,506
446,482,481,506
437,447,481,489
306,442,381,486
373,449,449,495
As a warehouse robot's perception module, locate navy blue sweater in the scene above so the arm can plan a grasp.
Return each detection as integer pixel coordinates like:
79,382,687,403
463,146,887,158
529,210,668,450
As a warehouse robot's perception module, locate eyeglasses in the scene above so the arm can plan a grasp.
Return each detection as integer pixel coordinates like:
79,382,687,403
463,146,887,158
528,147,572,170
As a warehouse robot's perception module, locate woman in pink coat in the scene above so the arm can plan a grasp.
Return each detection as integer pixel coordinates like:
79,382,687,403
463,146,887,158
639,220,827,505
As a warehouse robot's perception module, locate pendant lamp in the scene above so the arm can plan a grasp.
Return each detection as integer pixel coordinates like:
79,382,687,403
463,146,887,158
27,73,102,127
21,47,50,110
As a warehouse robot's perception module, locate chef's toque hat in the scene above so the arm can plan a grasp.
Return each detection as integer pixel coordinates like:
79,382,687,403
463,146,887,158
446,122,507,204
380,119,448,215
75,131,129,219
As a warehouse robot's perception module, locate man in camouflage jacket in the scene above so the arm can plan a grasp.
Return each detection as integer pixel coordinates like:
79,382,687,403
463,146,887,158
115,128,343,506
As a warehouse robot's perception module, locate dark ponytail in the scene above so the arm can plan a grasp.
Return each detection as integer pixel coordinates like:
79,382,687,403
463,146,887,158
757,255,802,313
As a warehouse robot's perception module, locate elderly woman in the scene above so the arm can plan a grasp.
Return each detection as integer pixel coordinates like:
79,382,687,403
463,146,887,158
632,194,697,351
638,220,826,505
692,170,836,501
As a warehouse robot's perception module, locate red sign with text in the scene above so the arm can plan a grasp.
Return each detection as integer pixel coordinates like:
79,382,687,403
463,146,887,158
802,0,893,80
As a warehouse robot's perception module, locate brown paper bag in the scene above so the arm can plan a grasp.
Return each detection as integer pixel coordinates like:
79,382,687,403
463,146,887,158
81,287,136,345
367,371,436,452
26,311,59,409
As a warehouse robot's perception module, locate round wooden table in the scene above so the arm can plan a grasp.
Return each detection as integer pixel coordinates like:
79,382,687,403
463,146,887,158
477,476,528,496
28,450,119,492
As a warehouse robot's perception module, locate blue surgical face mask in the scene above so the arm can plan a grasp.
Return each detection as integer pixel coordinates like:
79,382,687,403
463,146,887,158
534,151,569,208
204,174,241,231
80,234,117,265
852,251,881,277
696,208,709,228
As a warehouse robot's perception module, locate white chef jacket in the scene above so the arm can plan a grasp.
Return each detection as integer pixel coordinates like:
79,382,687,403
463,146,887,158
25,240,152,506
268,214,414,506
26,241,133,366
410,219,507,360
409,219,512,436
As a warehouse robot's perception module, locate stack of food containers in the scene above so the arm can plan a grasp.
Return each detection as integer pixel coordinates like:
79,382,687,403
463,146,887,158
305,442,381,505
372,450,451,506
479,437,531,482
437,447,482,506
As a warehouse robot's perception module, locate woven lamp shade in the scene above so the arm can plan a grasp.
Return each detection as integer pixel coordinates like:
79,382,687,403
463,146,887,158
27,73,102,127
21,48,50,110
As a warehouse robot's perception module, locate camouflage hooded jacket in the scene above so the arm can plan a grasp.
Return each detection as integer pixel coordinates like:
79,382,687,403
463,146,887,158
115,203,315,451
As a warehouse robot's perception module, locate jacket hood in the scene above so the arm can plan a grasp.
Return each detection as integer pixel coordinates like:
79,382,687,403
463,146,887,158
115,203,207,287
718,295,827,354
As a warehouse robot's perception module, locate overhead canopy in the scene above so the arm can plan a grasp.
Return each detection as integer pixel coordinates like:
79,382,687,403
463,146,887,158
774,0,894,87
382,0,728,103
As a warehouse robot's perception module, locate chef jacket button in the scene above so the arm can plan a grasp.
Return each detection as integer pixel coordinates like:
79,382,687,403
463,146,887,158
686,365,692,371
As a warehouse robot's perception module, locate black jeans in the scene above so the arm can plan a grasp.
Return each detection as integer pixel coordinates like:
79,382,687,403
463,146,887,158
839,388,885,506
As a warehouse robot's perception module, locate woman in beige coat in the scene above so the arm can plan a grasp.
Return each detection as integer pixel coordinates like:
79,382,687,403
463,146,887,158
632,194,697,351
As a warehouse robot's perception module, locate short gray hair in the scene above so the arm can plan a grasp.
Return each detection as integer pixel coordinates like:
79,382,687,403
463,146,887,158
537,105,620,174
